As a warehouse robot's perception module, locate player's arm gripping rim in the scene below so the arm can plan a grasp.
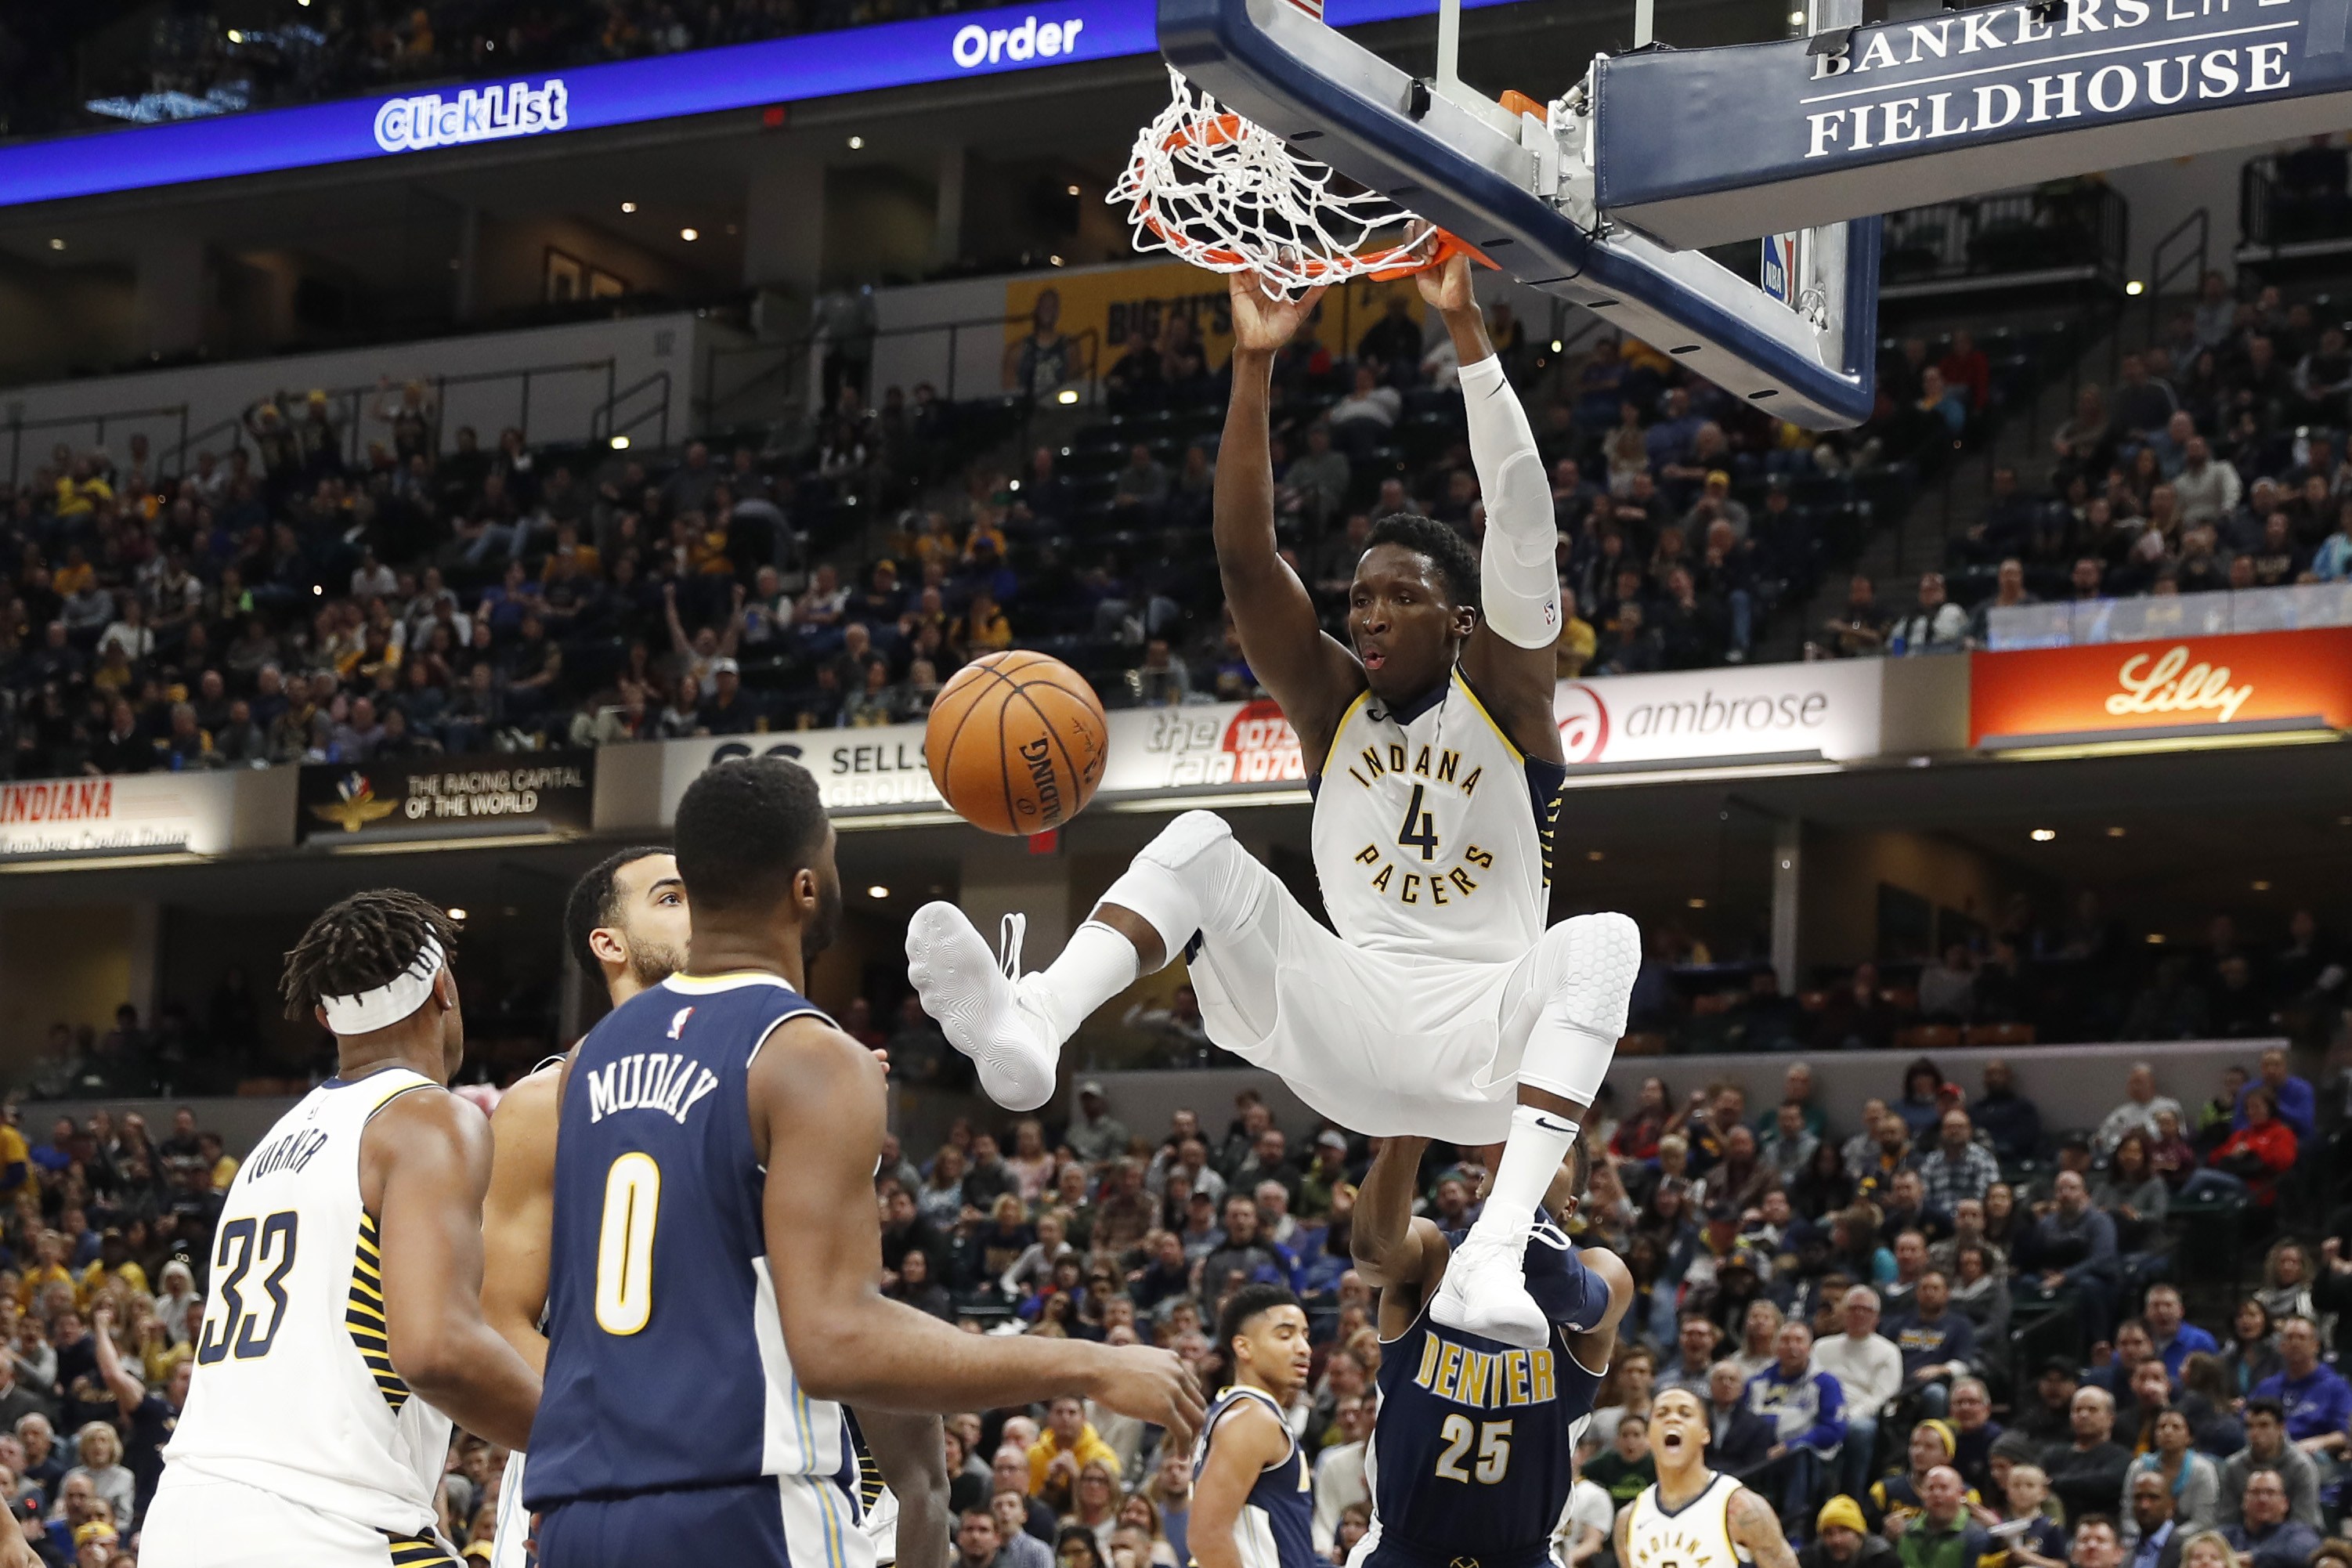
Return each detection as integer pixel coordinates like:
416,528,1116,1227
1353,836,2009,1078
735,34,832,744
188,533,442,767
364,1087,543,1450
1189,1394,1294,1568
861,1409,953,1568
1216,272,1368,768
480,1068,562,1376
753,1013,1206,1435
1421,251,1568,768
1726,1481,1802,1568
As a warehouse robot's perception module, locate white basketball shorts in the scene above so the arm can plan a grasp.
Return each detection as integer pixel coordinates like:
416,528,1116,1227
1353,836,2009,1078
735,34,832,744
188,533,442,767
1184,850,1573,1145
143,1472,461,1568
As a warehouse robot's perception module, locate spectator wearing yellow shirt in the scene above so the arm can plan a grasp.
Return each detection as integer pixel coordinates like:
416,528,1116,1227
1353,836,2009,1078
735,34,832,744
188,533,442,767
17,1233,71,1313
1555,609,1598,678
50,547,95,598
963,589,1013,655
0,1110,28,1199
200,1132,238,1191
52,459,111,519
1028,1394,1122,1501
78,1233,148,1313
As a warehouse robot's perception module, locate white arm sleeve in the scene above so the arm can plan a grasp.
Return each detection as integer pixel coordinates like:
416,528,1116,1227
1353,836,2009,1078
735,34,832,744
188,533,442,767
1459,354,1562,649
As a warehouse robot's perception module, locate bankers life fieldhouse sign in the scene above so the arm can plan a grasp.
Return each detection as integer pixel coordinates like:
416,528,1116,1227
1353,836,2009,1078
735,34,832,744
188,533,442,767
1591,0,2352,248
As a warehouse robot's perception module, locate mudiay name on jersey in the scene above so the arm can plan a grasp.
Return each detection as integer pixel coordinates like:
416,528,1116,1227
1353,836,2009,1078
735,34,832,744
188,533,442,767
584,1051,721,1125
1343,742,1483,796
1411,1334,1559,1409
244,1127,331,1180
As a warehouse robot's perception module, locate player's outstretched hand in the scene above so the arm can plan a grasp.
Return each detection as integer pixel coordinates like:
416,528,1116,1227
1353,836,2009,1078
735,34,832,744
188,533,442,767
1089,1343,1207,1447
1227,271,1327,356
1414,244,1476,315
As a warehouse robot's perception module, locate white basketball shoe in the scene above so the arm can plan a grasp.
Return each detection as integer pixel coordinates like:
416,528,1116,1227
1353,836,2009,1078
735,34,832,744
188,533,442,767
905,902,1060,1112
1430,1234,1550,1351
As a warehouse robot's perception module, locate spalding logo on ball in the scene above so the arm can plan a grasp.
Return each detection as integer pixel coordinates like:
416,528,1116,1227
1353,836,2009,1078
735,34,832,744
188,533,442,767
925,650,1110,835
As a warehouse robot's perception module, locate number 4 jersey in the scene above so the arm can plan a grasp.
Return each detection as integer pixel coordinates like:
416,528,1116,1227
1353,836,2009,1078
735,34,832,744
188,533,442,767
1361,1218,1610,1568
157,1067,455,1537
526,972,867,1545
1310,668,1565,966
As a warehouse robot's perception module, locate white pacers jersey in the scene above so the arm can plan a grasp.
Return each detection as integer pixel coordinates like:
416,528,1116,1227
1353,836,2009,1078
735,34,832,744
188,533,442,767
159,1068,455,1537
1622,1472,1753,1568
1312,667,1563,963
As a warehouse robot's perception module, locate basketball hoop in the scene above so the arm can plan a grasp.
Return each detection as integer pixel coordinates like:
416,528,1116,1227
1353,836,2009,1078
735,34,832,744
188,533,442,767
1110,67,1483,293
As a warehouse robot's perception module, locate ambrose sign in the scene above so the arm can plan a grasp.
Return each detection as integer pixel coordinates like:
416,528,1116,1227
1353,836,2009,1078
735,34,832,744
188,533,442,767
1969,627,2352,746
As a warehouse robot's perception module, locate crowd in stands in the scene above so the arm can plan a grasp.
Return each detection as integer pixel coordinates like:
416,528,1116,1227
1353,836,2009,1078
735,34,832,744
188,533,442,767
1893,273,2352,654
45,1028,2352,1566
1623,908,2349,1057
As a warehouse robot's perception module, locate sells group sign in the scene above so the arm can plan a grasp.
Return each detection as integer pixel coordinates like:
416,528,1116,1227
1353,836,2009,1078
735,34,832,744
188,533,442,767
1968,627,2352,746
298,753,595,844
1593,0,2352,249
0,773,237,859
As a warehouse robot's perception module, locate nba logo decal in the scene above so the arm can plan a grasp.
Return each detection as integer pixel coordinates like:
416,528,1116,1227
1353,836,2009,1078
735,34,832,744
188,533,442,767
667,1006,694,1039
1761,233,1799,307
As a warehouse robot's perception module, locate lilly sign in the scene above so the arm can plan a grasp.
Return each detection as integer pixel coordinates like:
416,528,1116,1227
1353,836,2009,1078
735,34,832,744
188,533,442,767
0,0,1519,209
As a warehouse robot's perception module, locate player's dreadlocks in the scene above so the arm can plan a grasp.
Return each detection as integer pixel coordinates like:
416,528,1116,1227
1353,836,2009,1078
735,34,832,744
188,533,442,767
280,888,458,1020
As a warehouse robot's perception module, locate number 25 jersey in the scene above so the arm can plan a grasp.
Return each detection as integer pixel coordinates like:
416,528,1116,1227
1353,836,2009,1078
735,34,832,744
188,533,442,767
528,972,865,1528
1311,669,1566,965
159,1068,454,1537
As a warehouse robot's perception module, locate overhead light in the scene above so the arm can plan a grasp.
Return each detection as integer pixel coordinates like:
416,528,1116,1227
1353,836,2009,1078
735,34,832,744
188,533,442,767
1056,388,1080,405
226,28,244,42
609,435,631,450
847,135,865,150
2253,880,2272,891
1788,9,1805,20
2106,826,2126,837
2145,932,2166,944
1550,339,1564,352
680,227,699,241
1586,850,1605,862
867,885,891,900
446,907,469,923
620,201,637,213
1050,255,1066,266
312,584,323,596
2125,280,2145,296
46,239,63,251
1687,897,1707,909
1066,183,1082,196
2029,828,2056,842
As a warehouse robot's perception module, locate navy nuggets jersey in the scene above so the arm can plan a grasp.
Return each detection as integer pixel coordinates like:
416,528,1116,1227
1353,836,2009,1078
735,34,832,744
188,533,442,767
1364,1219,1611,1567
1192,1386,1317,1568
526,972,869,1568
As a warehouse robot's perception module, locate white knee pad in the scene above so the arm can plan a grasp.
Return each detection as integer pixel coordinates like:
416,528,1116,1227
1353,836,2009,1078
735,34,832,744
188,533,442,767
1100,811,1257,966
1519,912,1642,1104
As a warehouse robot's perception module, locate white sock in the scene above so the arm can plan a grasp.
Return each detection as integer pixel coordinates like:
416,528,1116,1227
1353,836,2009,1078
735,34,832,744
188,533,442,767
1472,1104,1581,1246
1030,920,1144,1043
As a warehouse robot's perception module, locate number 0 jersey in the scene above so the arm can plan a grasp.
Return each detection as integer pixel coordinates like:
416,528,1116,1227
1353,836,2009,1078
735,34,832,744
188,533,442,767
157,1068,454,1536
1364,1218,1610,1566
526,971,866,1552
1310,669,1566,965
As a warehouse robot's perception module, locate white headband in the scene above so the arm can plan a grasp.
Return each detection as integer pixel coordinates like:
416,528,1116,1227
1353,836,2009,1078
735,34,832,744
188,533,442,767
320,937,446,1035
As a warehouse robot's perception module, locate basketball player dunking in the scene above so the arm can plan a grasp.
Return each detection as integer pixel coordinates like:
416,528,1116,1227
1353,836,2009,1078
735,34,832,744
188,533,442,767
481,845,948,1568
908,254,1640,1349
1617,1389,1799,1568
1349,1134,1630,1568
526,760,1200,1568
1190,1285,1320,1568
147,891,542,1568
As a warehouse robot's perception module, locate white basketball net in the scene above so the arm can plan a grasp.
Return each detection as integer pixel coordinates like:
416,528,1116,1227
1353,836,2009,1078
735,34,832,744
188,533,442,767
1109,67,1446,294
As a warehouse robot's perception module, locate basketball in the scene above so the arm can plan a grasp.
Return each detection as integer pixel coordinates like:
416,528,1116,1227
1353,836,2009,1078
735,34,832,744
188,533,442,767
926,651,1111,836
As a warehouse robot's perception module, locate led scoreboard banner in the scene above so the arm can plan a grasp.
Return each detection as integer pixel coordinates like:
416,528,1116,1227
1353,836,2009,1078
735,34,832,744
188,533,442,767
0,0,1523,210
